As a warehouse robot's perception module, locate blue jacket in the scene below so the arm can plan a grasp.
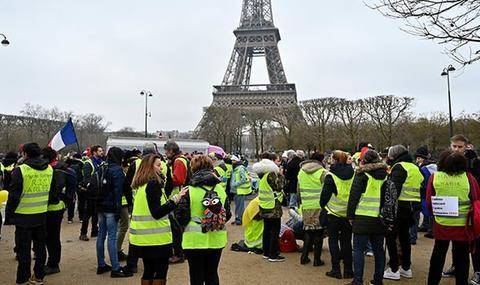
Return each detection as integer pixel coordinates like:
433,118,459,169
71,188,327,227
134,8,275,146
96,162,125,215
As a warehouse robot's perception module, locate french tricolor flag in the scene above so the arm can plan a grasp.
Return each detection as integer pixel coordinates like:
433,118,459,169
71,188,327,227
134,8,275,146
49,118,79,151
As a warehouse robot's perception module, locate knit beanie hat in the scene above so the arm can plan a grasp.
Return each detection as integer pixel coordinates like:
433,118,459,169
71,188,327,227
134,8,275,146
363,150,381,164
415,145,430,159
388,145,408,160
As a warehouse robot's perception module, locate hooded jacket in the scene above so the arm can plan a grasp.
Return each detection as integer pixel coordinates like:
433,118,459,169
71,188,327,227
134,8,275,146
347,162,388,235
253,159,283,219
320,163,354,209
297,160,327,229
5,157,57,227
96,147,125,215
284,155,303,194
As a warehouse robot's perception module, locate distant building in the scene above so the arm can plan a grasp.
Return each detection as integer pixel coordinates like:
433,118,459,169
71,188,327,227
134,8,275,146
156,130,194,140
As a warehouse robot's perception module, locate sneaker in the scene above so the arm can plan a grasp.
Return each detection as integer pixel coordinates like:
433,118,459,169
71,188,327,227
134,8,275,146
262,255,269,259
97,264,112,275
470,272,480,285
383,267,400,280
118,251,127,262
365,251,374,257
268,255,286,262
44,265,60,275
399,267,412,279
79,235,89,241
111,267,133,278
369,280,383,285
123,266,137,274
325,270,342,279
28,276,44,285
442,265,455,278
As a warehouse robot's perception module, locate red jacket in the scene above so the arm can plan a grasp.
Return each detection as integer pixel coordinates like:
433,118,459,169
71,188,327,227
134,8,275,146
171,155,188,187
426,172,480,241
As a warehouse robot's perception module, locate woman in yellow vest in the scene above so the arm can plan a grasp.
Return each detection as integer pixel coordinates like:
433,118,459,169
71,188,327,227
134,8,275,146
297,151,328,266
347,150,388,285
128,154,187,285
321,150,354,279
384,145,424,281
426,150,479,285
176,154,229,284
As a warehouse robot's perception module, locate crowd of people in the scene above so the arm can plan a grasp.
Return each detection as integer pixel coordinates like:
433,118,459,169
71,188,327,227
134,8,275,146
0,134,480,285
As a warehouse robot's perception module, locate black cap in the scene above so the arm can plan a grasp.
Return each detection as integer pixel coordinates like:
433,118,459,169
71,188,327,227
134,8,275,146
415,145,430,159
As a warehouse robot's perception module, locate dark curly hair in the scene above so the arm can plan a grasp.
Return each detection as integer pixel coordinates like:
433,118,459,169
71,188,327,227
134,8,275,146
437,150,467,175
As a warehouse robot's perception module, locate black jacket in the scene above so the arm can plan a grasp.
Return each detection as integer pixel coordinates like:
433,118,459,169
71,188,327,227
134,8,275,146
284,156,302,194
96,155,125,215
5,157,58,227
320,163,354,209
347,162,388,235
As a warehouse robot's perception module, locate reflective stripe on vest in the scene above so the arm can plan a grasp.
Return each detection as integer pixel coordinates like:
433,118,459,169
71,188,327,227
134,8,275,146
258,173,282,210
129,184,172,246
355,173,385,218
182,184,227,249
15,164,53,215
244,219,264,249
395,162,423,202
326,173,354,218
234,166,252,196
433,172,470,227
48,200,65,212
298,167,326,210
214,164,228,192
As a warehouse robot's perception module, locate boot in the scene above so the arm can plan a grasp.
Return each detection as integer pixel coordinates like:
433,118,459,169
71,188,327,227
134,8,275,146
300,231,311,265
141,280,153,285
313,233,324,267
153,280,166,285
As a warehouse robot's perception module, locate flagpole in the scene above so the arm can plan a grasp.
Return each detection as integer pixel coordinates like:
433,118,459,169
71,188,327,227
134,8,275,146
70,117,82,154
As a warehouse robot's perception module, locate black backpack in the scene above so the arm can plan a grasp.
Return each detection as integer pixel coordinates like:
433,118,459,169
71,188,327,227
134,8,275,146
88,162,110,198
380,179,398,227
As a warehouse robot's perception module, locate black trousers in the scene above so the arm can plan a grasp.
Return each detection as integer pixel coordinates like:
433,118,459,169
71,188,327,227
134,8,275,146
77,191,87,220
15,225,47,284
0,210,2,238
65,196,75,221
46,210,64,267
185,249,223,285
386,217,411,271
80,199,98,236
471,238,480,272
127,243,139,269
142,256,170,280
262,217,281,258
302,229,324,262
428,239,469,285
327,214,353,273
170,215,184,258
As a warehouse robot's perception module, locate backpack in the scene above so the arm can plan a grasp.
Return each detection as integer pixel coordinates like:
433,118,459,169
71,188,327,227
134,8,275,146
88,162,110,198
467,174,480,240
381,179,398,227
199,186,227,233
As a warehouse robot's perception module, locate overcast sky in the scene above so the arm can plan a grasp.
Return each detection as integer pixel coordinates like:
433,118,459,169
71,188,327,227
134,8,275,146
1,0,478,132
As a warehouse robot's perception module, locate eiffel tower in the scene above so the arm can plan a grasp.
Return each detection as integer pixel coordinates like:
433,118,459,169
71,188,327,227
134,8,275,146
211,0,297,109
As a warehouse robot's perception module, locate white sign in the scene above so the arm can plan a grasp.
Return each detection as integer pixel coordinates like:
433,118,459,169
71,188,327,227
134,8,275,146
432,196,459,217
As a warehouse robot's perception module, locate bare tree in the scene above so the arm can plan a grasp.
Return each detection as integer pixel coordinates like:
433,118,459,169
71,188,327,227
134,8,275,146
368,0,480,65
336,99,365,151
300,98,339,151
271,106,305,150
362,95,414,146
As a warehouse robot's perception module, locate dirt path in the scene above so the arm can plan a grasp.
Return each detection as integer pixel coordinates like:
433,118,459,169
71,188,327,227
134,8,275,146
0,217,459,285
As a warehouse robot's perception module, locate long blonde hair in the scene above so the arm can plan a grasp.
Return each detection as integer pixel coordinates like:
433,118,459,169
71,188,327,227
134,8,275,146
131,154,163,189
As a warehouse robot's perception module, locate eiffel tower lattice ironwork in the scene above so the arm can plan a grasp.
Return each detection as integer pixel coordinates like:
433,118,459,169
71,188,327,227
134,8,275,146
211,0,297,108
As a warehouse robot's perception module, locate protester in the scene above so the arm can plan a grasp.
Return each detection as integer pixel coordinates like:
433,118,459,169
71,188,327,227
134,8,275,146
129,154,187,285
4,143,56,285
79,145,104,241
321,150,354,279
284,150,303,208
95,147,132,278
297,151,327,266
230,155,251,225
347,149,388,285
254,152,285,262
66,153,84,223
0,151,17,239
384,145,424,280
164,140,190,264
177,154,229,284
426,150,480,285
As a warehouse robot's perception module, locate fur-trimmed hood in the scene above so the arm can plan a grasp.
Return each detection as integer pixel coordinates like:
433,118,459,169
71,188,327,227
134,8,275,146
355,162,388,179
299,160,323,174
253,159,280,175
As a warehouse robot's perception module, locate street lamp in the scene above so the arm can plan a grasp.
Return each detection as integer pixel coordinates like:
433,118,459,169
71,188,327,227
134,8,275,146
441,64,456,138
0,34,9,47
140,90,153,138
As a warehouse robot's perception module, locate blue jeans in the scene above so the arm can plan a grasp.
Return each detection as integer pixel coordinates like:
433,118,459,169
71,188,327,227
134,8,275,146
289,193,298,208
97,212,120,271
410,209,420,243
234,195,246,225
353,234,385,285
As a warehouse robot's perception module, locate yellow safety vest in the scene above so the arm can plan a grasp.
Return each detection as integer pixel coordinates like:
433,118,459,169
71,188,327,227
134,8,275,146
214,164,228,192
15,164,53,215
244,219,263,249
234,166,252,196
432,172,470,227
298,167,327,211
122,159,143,206
355,173,385,218
182,184,227,249
325,173,354,218
258,173,282,210
129,183,172,246
394,162,424,202
225,163,233,179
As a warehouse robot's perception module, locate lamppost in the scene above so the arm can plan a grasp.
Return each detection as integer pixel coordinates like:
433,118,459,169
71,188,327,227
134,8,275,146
441,65,456,138
140,90,153,138
1,34,9,47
